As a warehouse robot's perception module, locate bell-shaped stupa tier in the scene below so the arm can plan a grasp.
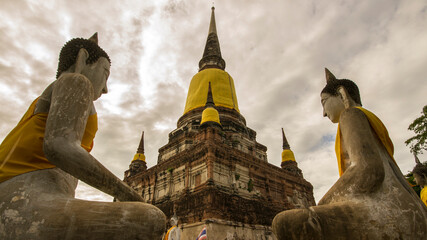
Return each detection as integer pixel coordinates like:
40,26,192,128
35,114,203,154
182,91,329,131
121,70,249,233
183,69,239,114
178,7,245,131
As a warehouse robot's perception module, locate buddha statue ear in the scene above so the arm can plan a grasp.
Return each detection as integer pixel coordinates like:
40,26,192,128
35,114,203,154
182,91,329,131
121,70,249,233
74,48,89,74
338,86,356,109
75,33,98,73
325,68,337,84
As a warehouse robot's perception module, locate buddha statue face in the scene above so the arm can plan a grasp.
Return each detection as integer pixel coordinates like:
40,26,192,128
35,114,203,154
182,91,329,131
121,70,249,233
413,173,426,186
321,69,362,123
170,216,178,226
321,93,345,123
80,57,110,100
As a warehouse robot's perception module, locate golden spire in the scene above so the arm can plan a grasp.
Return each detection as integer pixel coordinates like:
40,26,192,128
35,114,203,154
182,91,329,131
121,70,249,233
200,82,221,126
281,128,295,162
199,6,225,71
208,6,217,34
183,6,239,115
132,131,146,162
205,82,215,107
137,131,144,154
282,128,290,150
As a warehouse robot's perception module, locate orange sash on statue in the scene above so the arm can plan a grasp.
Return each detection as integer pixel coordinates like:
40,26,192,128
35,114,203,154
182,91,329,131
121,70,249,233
335,107,396,176
0,98,97,183
164,226,176,240
420,187,427,206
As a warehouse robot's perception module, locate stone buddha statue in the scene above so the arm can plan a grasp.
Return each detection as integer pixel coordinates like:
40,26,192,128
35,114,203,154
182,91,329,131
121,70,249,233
0,34,165,239
164,214,181,240
413,154,427,206
272,68,427,239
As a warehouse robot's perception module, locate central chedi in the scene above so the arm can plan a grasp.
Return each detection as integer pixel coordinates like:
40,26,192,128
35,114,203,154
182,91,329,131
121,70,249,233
124,7,315,240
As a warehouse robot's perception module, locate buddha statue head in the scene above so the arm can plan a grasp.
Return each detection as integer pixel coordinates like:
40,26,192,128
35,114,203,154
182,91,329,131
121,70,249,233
320,68,362,123
412,154,427,186
170,213,179,226
56,33,111,100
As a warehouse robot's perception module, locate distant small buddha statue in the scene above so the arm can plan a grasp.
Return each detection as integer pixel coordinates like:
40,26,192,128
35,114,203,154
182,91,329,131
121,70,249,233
272,68,427,239
412,154,427,206
163,214,181,240
0,33,165,239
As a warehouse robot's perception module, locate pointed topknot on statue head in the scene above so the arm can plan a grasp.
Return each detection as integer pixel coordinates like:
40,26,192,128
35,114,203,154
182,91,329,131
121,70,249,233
325,68,337,84
88,32,98,45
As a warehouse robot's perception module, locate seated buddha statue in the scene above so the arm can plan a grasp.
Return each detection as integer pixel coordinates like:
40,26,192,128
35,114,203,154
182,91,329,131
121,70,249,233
0,33,165,239
413,154,427,206
272,68,427,239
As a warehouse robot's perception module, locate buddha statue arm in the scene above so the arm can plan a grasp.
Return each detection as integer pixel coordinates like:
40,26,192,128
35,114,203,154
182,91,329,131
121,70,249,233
44,74,143,202
319,107,385,204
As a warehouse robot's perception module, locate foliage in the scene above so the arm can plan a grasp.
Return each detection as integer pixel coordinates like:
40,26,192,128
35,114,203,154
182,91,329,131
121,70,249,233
235,174,240,181
247,179,254,192
405,105,427,155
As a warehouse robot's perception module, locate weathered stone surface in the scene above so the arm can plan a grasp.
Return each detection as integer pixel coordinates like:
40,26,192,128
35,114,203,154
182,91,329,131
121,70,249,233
125,106,315,239
272,69,427,239
0,168,165,240
180,219,276,240
0,35,166,239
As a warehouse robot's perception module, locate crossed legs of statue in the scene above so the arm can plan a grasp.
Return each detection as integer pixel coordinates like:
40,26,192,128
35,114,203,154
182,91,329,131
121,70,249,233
0,168,165,240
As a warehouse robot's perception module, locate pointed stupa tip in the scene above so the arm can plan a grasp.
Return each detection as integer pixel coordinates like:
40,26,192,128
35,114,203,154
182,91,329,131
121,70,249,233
205,82,215,107
88,32,98,45
137,131,145,154
198,6,225,71
209,6,217,34
282,128,291,150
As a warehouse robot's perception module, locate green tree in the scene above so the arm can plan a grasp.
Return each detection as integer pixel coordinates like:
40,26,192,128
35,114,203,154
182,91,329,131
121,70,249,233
405,105,427,155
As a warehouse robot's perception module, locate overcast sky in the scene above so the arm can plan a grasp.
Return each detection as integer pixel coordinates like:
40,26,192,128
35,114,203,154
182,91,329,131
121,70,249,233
1,0,426,202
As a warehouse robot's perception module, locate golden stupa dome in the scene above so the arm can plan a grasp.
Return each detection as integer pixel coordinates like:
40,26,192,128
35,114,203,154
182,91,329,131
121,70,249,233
200,107,221,125
132,153,146,162
132,131,146,162
281,128,296,162
184,68,239,114
281,149,295,162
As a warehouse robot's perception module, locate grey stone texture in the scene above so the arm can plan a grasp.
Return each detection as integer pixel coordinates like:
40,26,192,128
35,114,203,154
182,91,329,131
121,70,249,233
272,71,427,239
0,35,166,239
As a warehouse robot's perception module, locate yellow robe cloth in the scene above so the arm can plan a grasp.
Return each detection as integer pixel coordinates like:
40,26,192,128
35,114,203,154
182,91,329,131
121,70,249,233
335,107,396,176
0,98,97,183
421,187,427,207
164,225,176,240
